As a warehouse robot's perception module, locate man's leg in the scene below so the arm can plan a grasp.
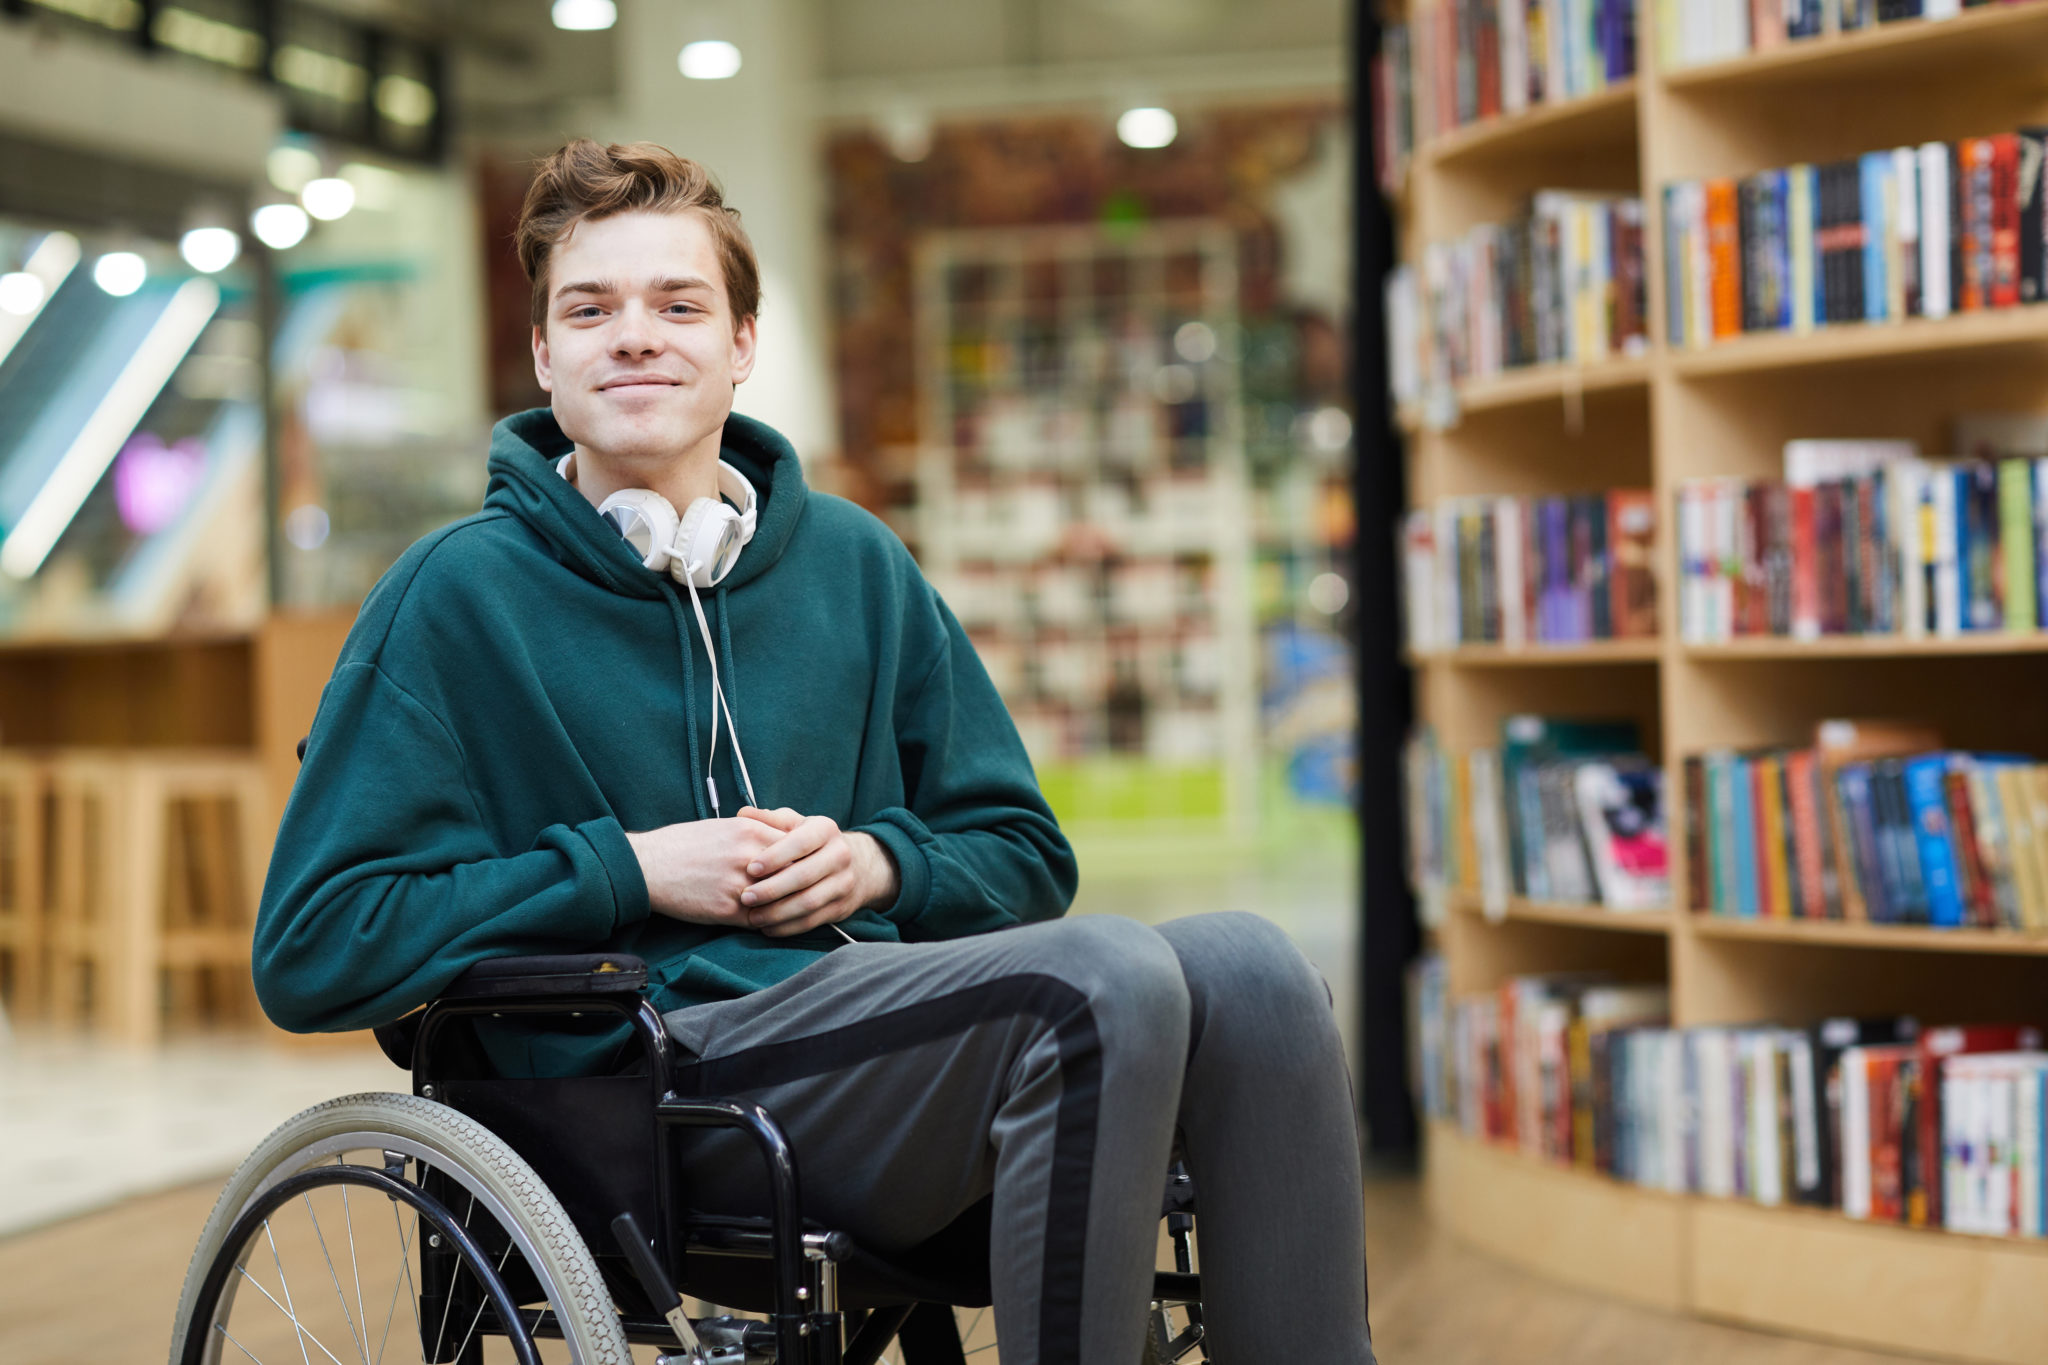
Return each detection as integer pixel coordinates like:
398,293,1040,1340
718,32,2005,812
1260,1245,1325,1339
1153,911,1376,1364
660,915,1187,1365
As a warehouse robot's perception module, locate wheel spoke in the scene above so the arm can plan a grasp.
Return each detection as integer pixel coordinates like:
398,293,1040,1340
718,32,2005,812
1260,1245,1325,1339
449,1238,518,1365
339,1177,369,1365
215,1320,267,1364
234,1262,353,1365
373,1201,422,1365
428,1188,476,1361
263,1218,318,1365
301,1191,368,1365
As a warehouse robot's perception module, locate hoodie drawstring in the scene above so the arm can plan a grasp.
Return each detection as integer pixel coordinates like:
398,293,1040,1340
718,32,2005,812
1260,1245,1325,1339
664,591,710,822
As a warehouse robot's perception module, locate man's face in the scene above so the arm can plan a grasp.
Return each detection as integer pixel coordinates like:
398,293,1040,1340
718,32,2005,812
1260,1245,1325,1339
532,208,757,470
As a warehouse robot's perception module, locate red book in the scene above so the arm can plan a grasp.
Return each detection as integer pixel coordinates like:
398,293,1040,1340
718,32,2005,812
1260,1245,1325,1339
1914,1024,2044,1227
1477,0,1502,120
1992,132,2022,308
1706,179,1742,340
1608,489,1658,638
1869,1052,1907,1223
1786,749,1828,919
1944,766,1996,929
1791,485,1818,638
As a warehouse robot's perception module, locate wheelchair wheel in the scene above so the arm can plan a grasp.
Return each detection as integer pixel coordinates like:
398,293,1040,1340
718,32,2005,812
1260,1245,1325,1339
169,1092,632,1365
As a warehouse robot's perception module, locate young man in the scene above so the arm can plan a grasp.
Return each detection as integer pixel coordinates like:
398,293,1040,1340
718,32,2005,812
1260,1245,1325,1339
255,139,1374,1365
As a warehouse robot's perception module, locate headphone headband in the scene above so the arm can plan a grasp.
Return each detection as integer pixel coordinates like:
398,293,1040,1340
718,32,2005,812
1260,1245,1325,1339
558,451,760,587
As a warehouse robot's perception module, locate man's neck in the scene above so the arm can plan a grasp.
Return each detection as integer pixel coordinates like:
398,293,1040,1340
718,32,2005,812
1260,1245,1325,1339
566,426,723,512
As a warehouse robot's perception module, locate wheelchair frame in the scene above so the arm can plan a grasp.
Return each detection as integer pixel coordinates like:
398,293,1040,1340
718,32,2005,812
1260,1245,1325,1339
376,952,1207,1365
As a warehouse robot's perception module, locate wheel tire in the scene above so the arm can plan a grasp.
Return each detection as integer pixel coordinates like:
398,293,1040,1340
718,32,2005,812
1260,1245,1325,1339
169,1092,633,1365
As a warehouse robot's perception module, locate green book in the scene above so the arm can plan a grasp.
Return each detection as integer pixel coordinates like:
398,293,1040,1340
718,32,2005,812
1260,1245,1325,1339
2001,459,2037,634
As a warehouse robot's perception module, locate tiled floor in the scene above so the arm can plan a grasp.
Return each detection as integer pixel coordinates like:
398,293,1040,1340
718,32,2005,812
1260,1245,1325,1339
0,1033,401,1237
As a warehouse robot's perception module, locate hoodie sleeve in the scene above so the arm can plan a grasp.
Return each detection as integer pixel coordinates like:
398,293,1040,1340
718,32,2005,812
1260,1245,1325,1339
853,601,1078,941
252,661,650,1033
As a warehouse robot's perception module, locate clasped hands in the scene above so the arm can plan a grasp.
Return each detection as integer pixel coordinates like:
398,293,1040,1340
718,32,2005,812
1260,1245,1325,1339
626,806,900,938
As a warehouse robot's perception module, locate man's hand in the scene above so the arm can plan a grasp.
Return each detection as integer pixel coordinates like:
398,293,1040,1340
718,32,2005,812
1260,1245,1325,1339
625,814,787,926
737,806,901,938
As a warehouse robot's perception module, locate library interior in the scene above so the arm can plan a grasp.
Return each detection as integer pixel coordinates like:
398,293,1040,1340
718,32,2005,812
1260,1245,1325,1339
4,0,2048,1361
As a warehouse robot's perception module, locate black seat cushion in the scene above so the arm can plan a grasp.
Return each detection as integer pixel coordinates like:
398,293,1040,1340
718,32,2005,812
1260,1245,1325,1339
675,1198,994,1312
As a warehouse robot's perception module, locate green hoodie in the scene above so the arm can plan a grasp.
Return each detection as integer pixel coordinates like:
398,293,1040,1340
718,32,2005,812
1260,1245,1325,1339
254,408,1076,1035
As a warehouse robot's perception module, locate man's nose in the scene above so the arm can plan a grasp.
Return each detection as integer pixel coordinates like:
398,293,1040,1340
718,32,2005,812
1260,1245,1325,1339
611,301,660,355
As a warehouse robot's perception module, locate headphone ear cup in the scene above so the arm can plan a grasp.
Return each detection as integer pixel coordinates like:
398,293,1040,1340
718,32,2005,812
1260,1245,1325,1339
596,490,681,570
672,498,744,588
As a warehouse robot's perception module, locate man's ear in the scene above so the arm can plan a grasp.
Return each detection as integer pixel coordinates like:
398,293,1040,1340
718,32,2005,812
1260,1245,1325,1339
532,324,553,394
729,314,758,387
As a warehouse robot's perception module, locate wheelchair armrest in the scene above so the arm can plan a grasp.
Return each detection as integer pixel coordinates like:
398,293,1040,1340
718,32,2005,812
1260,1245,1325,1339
437,953,649,1001
368,954,651,1071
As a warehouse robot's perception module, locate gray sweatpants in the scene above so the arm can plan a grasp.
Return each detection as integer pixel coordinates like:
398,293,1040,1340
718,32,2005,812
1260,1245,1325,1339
660,911,1375,1365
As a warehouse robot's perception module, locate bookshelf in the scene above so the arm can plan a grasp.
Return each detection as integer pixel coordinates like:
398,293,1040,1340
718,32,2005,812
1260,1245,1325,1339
1388,2,2048,1359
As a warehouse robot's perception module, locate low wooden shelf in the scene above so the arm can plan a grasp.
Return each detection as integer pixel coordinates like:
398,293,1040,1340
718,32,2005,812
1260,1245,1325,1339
1425,81,1638,169
1660,0,2048,95
1684,633,2048,659
1453,890,1675,934
1426,1120,2048,1365
1667,305,2048,379
1409,638,1662,667
1690,913,2048,955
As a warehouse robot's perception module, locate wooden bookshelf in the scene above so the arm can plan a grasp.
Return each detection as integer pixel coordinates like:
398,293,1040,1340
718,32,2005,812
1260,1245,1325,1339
1426,81,1639,170
1690,914,2048,955
1451,890,1675,934
1408,638,1662,667
1427,1121,2048,1362
1391,5,2048,1360
1683,633,2048,659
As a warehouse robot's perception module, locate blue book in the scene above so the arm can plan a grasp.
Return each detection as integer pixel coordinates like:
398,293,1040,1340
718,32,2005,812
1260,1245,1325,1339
1903,754,1965,927
1731,754,1759,919
1772,170,1794,330
1809,164,1828,326
1837,763,1891,922
2033,460,2048,632
1860,153,1891,322
1708,753,1734,913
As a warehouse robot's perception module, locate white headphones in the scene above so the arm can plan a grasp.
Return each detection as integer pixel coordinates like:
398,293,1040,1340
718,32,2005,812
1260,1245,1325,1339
556,452,758,588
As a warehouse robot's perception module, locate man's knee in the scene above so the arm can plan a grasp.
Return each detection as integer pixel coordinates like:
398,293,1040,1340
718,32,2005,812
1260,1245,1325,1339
1167,911,1334,1016
1014,916,1191,1057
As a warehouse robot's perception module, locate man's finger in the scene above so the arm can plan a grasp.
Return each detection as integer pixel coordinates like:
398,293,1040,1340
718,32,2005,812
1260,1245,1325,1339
741,851,832,908
738,806,803,831
750,816,835,877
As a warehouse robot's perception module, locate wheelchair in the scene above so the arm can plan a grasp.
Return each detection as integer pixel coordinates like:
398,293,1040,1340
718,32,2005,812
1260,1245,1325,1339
169,951,1210,1365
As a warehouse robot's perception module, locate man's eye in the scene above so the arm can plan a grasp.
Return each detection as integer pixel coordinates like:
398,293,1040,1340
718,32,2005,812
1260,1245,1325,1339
666,303,699,316
569,306,602,319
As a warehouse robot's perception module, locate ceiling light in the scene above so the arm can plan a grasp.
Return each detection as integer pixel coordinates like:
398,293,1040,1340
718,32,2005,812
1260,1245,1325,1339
679,40,742,80
179,227,241,274
93,252,147,297
0,272,44,316
267,144,322,194
302,177,356,221
252,203,310,250
340,161,403,212
1117,106,1177,149
552,0,616,29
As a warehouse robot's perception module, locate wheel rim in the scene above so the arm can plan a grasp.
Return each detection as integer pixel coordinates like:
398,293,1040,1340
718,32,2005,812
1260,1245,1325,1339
189,1141,584,1365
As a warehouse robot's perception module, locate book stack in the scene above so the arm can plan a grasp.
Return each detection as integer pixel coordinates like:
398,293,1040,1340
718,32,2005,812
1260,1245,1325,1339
1384,192,1649,405
1407,958,2048,1232
1396,0,1638,147
1684,719,2048,930
1405,717,1670,918
1663,132,2048,347
1402,488,1658,651
1678,432,2048,642
1656,0,2021,72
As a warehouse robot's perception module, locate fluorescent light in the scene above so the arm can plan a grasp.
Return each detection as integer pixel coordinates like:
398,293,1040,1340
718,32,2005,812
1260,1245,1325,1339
552,0,616,29
179,227,241,274
302,177,356,221
679,40,741,79
0,273,42,317
0,232,79,370
252,203,310,250
93,251,147,297
1117,106,1177,149
267,144,321,194
2,278,221,579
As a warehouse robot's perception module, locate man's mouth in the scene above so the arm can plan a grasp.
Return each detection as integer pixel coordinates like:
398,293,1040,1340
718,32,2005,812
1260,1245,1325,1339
600,377,679,392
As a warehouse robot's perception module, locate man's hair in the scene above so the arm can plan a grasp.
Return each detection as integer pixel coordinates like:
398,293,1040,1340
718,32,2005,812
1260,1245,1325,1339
516,139,761,329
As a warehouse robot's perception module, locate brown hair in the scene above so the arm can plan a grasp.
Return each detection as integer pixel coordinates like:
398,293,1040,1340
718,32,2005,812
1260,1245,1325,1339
516,139,761,329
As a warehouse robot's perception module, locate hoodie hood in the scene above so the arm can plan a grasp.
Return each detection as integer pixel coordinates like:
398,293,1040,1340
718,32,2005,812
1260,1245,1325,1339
484,406,809,598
